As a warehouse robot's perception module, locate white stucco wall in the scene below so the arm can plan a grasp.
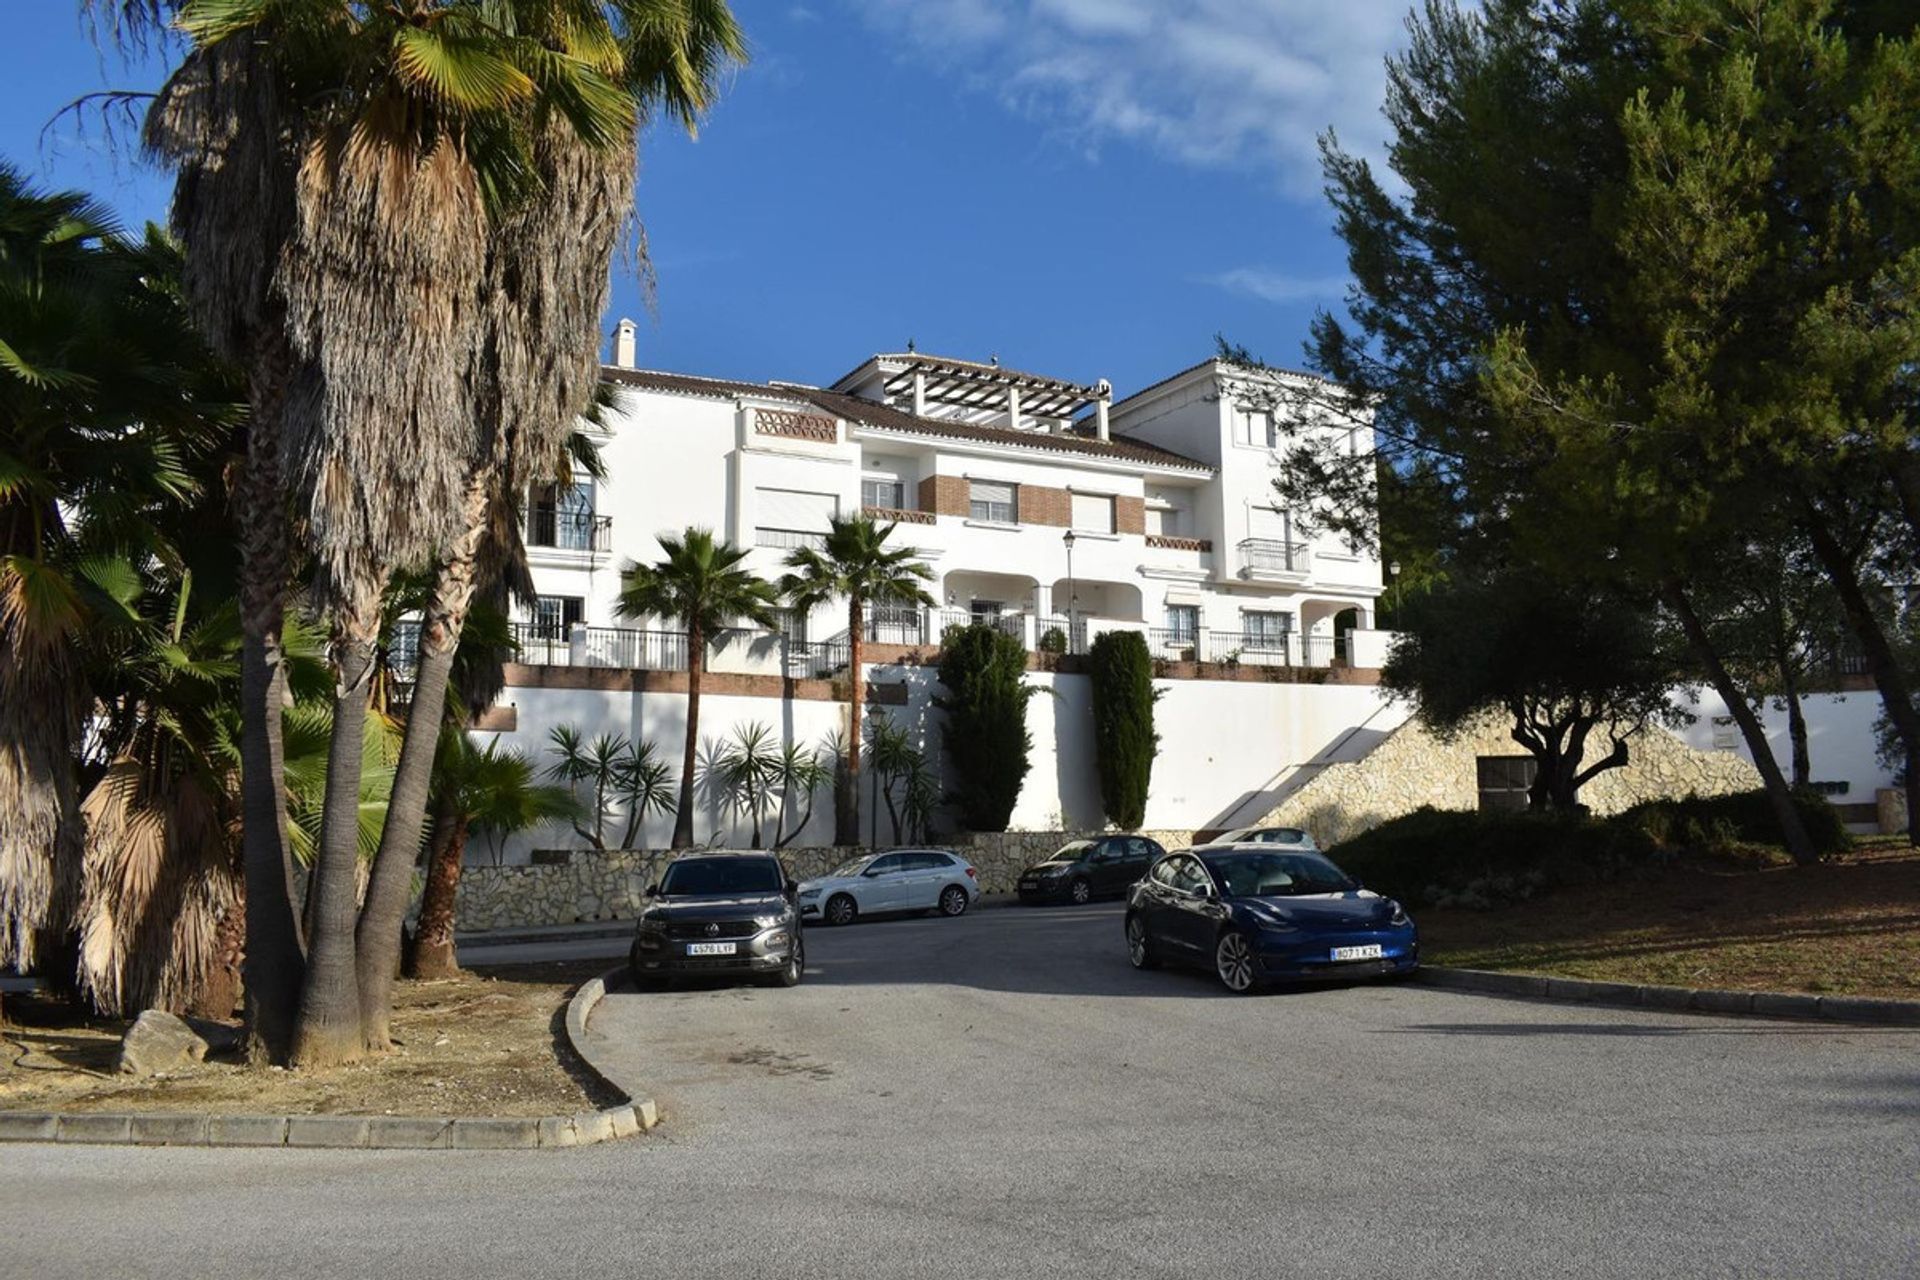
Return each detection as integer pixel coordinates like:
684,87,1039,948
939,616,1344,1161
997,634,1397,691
1673,686,1892,818
474,668,1411,865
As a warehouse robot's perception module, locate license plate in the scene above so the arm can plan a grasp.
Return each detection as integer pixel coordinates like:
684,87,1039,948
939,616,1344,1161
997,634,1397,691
1018,881,1037,890
686,941,737,956
1331,944,1384,962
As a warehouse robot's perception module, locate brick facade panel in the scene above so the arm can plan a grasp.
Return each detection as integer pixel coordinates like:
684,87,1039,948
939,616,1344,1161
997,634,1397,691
1114,494,1145,535
1019,484,1071,527
919,474,969,517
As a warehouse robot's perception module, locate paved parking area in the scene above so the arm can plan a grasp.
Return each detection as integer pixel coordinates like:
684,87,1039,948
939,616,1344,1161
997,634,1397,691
2,901,1916,1278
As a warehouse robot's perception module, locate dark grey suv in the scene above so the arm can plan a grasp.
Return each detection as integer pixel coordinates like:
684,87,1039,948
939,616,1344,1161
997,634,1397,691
629,852,803,989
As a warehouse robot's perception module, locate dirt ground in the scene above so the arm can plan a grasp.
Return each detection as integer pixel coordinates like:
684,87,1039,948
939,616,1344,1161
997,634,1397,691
0,959,616,1117
1422,839,1920,999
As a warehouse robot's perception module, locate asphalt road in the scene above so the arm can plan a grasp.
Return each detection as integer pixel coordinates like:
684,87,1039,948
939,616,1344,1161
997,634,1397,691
3,902,1916,1279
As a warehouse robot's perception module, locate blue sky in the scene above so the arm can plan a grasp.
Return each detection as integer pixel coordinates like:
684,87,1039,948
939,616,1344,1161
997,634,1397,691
3,3,1415,400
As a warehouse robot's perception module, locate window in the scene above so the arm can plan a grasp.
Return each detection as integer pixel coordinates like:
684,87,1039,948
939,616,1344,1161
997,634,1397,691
1170,856,1214,896
772,608,809,647
862,477,906,511
1243,611,1292,649
969,480,1016,524
1166,605,1199,644
529,481,595,549
755,487,837,550
1151,859,1181,888
866,854,906,876
909,852,955,870
1234,408,1276,448
970,598,1004,625
1145,505,1181,537
1476,756,1537,813
1070,491,1114,534
531,595,583,639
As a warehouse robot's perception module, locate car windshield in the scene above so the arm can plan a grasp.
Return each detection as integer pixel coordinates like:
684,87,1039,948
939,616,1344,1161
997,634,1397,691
828,857,871,878
1051,841,1095,862
1203,851,1353,898
659,857,783,897
1242,827,1309,845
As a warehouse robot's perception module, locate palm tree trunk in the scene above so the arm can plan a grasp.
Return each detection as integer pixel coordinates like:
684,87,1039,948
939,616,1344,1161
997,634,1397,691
291,606,380,1068
837,596,864,846
673,625,703,849
235,409,304,1065
355,473,491,1051
1663,579,1817,863
404,806,467,981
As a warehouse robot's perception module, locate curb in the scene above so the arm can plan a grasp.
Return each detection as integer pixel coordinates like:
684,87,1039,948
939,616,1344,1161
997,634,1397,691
562,966,661,1133
1416,966,1920,1026
0,974,654,1151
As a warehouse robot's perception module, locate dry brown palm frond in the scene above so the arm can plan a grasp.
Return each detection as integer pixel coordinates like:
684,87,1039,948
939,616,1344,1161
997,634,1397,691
280,126,492,628
76,756,240,1018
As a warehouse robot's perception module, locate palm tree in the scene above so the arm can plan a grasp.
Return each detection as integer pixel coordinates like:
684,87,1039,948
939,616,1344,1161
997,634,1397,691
715,722,783,848
0,165,237,1001
771,738,833,849
132,0,745,1065
616,528,780,847
405,732,579,980
780,516,936,845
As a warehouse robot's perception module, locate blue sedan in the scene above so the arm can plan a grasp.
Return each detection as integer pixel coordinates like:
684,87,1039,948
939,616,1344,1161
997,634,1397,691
1124,845,1418,992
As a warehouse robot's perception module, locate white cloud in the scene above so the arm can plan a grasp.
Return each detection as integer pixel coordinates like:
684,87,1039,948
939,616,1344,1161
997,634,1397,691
845,0,1412,193
1202,267,1351,304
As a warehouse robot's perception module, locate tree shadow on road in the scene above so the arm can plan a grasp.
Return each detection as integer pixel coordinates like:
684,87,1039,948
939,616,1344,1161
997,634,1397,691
1375,1020,1917,1038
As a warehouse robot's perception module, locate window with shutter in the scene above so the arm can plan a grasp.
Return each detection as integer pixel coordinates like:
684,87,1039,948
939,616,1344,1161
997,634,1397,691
1070,491,1114,534
969,480,1016,524
755,488,837,550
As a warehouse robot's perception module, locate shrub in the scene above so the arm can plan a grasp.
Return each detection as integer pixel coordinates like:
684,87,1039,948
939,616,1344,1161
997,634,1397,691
1088,630,1158,829
1038,626,1067,654
1329,807,1658,909
934,623,1038,832
1618,788,1849,858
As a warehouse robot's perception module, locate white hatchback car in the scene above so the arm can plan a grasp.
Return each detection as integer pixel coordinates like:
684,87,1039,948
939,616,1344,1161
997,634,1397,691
796,848,979,926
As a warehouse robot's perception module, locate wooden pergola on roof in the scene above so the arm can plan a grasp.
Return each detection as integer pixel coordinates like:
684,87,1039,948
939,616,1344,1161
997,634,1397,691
876,353,1105,422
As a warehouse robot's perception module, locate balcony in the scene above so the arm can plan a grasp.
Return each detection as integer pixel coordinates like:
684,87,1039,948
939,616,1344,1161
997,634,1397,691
1236,538,1311,582
861,504,935,525
526,509,612,554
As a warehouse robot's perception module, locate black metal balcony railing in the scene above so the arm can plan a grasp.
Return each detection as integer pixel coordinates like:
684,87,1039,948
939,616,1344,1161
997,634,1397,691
1236,538,1310,577
526,509,612,552
1034,616,1089,655
1148,627,1199,657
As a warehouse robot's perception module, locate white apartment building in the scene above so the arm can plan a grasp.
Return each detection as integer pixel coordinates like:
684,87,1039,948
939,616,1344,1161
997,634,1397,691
513,321,1388,668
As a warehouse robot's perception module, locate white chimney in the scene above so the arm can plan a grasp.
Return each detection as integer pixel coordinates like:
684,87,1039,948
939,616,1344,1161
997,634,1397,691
1095,378,1112,442
612,317,637,369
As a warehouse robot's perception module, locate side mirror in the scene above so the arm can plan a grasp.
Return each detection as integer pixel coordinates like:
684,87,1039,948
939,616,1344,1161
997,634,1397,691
645,883,661,898
862,867,884,878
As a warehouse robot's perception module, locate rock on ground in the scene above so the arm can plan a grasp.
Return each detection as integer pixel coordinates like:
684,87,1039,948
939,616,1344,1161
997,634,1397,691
117,1010,211,1076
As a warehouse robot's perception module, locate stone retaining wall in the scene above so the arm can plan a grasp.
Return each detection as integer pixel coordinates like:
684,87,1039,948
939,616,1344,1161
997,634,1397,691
452,829,1199,931
1257,715,1762,847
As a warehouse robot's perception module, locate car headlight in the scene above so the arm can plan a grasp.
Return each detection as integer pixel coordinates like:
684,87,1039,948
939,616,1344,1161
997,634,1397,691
1388,901,1411,927
797,887,822,900
753,913,786,930
1244,906,1298,932
761,929,790,948
635,914,666,932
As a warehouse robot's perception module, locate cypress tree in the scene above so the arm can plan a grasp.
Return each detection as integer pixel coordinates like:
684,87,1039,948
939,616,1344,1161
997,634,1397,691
1088,631,1158,829
934,624,1036,832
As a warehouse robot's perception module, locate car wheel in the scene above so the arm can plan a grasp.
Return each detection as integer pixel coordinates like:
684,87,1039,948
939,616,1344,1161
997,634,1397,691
938,885,969,918
766,936,804,988
1068,877,1092,905
1125,914,1159,970
825,893,858,927
1214,930,1258,993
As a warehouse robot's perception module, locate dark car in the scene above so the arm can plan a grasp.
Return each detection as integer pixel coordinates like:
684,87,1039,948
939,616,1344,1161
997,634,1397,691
1124,844,1417,992
629,852,803,989
1017,835,1165,905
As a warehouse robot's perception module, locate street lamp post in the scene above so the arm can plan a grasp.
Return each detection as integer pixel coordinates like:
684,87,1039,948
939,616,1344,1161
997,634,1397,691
1062,529,1077,654
1387,559,1402,623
